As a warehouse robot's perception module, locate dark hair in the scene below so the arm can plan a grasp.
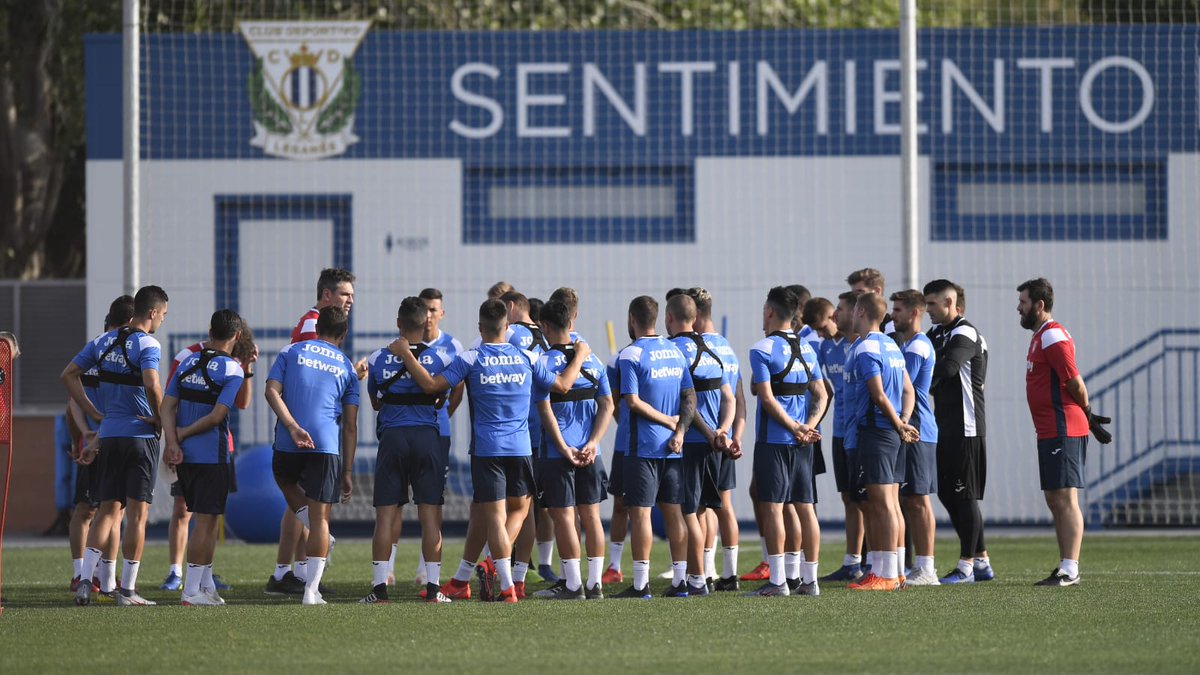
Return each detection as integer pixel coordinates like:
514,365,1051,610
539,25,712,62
528,297,544,323
133,285,169,317
889,289,924,311
837,290,858,304
105,294,135,329
548,287,578,317
418,287,443,302
487,281,513,300
954,282,967,313
766,286,800,323
686,287,713,320
478,298,508,334
316,268,355,302
1017,278,1054,313
316,306,349,339
500,290,529,314
666,293,697,324
398,296,429,332
628,295,658,330
231,323,256,361
666,288,686,300
801,297,834,327
540,299,572,332
923,278,964,313
209,309,244,342
856,293,887,324
847,268,885,291
786,284,811,307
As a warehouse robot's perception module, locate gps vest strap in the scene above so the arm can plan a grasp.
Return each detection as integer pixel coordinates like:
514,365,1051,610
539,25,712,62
767,331,813,397
376,343,439,406
548,344,599,404
677,332,724,392
96,326,145,387
80,372,100,389
175,349,225,406
516,321,551,352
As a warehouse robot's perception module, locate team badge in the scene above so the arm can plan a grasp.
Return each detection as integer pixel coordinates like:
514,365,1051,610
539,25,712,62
238,21,370,160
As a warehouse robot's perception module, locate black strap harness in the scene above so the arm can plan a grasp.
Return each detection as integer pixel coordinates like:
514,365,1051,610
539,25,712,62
676,332,725,392
174,348,229,406
515,321,551,352
547,344,600,404
376,343,439,406
96,326,146,387
767,331,814,397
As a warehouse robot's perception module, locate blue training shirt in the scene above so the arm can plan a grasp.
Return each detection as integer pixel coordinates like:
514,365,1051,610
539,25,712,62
750,332,823,445
618,336,693,460
534,345,610,456
442,342,555,458
847,332,907,436
425,331,464,437
671,333,726,445
818,336,850,439
367,343,453,434
893,332,938,445
166,350,245,463
71,327,162,439
78,335,105,433
607,350,631,456
268,340,360,455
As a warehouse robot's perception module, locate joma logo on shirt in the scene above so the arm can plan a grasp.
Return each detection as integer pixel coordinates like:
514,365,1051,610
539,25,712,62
480,354,525,367
303,343,344,361
648,349,679,362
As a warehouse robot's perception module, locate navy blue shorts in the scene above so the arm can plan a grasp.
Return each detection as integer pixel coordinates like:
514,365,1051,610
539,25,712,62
752,442,815,505
374,425,445,507
1038,436,1087,490
831,437,852,493
95,436,160,505
622,456,682,508
813,438,827,476
176,463,232,515
857,426,903,486
297,453,342,504
471,455,535,503
74,461,99,508
680,443,722,515
538,456,608,508
901,441,938,496
607,452,626,497
716,448,737,492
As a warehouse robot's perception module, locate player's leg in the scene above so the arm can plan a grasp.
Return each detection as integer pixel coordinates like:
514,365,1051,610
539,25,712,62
714,490,740,590
745,444,789,596
970,439,993,579
534,458,583,598
901,441,939,585
443,502,485,600
112,437,158,604
364,502,400,603
363,431,403,603
605,456,628,584
579,501,606,596
534,505,558,582
387,504,403,585
679,444,707,594
299,453,340,604
496,486,533,603
616,456,658,598
741,473,770,581
69,463,97,591
1036,436,1084,586
512,508,536,591
161,491,189,590
410,427,448,602
268,450,309,594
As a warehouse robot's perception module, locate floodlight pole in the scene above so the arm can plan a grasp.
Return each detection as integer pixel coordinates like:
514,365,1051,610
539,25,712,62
900,0,920,291
123,0,141,293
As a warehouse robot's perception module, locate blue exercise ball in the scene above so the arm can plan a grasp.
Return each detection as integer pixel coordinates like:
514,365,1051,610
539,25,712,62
224,444,286,543
650,504,666,539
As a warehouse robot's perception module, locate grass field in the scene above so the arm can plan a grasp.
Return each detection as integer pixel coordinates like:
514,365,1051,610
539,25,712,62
1,535,1198,673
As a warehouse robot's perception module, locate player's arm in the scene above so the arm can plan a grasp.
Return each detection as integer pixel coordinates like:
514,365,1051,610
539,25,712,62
753,380,807,438
623,393,679,429
805,376,828,430
160,395,184,467
866,374,918,442
537,400,580,464
550,341,592,394
232,342,259,410
669,387,696,454
899,370,915,424
66,397,98,462
264,380,314,449
139,367,164,434
587,394,614,450
388,338,451,394
340,403,359,502
60,362,102,424
175,403,233,442
729,377,747,458
447,382,464,416
1048,340,1111,443
930,334,975,386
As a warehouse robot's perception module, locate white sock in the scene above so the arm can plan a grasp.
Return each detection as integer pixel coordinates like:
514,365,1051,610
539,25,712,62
587,556,604,589
295,560,309,582
722,546,738,579
608,541,624,571
767,553,785,586
1060,558,1079,578
372,561,389,587
671,560,687,586
784,552,801,581
294,505,310,530
201,565,215,591
703,548,716,580
482,544,492,559
305,557,327,593
388,544,398,577
632,560,650,590
687,573,706,589
880,551,899,580
801,561,818,584
975,555,990,565
916,555,935,574
169,563,182,577
868,551,880,572
81,548,102,583
536,541,554,567
184,563,204,596
957,558,974,576
760,539,769,561
273,563,291,581
73,558,83,579
513,561,529,583
844,553,862,566
121,559,140,591
424,561,442,586
453,559,475,582
563,558,582,592
100,559,116,592
417,551,426,575
495,557,514,591
897,546,907,572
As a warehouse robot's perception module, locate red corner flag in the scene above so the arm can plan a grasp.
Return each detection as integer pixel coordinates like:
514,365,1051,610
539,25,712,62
0,336,15,617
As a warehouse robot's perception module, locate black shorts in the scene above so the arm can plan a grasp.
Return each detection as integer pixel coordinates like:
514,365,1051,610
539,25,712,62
170,479,183,498
537,456,608,509
471,455,536,503
74,461,99,508
623,456,682,508
374,426,446,507
937,436,987,501
1038,436,1087,491
858,426,904,486
272,449,306,486
752,442,815,505
901,441,938,496
274,451,342,504
716,448,736,492
607,452,626,497
95,436,160,505
174,453,235,496
176,463,232,515
831,437,852,493
680,443,722,515
812,438,827,476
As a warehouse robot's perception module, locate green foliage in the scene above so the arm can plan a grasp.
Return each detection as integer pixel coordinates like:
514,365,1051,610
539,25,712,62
316,61,360,135
247,59,294,135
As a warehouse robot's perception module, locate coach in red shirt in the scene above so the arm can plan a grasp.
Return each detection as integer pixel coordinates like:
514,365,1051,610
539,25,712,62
1017,278,1111,588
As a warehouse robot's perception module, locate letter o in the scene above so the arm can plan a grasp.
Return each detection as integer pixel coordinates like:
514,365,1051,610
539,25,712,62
1079,56,1154,134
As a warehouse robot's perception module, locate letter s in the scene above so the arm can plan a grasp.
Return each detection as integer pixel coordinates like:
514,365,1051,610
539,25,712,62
450,63,503,139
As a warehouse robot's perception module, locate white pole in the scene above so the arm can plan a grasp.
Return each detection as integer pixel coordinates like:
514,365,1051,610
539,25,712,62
900,0,919,291
123,0,140,293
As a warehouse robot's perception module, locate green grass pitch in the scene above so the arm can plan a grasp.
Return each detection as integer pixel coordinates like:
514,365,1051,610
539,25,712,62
1,535,1198,673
